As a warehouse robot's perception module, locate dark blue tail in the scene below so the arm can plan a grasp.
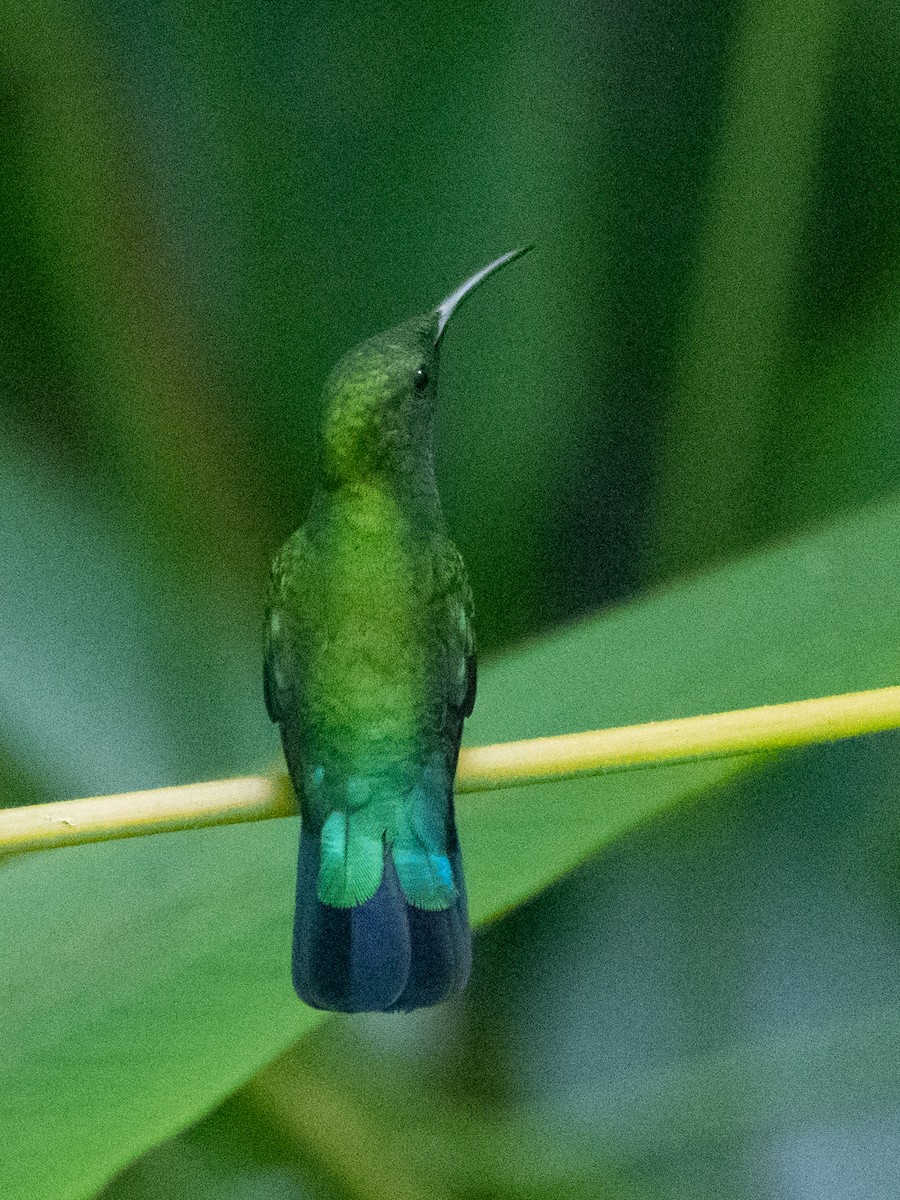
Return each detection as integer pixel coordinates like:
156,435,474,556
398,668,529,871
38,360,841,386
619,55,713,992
292,831,471,1013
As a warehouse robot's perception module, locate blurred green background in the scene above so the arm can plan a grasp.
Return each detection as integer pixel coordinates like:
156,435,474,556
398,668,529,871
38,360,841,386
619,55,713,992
4,0,900,1195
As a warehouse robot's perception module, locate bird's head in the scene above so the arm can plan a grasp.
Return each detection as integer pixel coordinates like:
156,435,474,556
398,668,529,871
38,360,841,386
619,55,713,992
320,248,531,487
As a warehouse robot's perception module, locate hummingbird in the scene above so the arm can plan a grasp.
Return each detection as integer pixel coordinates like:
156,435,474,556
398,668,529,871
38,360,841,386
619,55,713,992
264,247,531,1012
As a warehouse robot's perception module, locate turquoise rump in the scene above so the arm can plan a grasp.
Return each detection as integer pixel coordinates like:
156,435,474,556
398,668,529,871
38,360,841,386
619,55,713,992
264,249,531,1011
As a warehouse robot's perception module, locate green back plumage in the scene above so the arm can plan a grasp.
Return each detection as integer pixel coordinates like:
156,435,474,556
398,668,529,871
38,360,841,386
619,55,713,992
266,249,529,1012
265,311,474,911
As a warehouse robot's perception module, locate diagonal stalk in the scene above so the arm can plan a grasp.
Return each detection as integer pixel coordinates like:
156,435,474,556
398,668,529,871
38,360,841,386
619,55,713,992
2,685,900,855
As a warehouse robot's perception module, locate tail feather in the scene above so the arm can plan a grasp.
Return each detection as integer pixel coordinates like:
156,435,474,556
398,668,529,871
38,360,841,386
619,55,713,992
292,832,471,1013
388,850,471,1012
292,832,410,1012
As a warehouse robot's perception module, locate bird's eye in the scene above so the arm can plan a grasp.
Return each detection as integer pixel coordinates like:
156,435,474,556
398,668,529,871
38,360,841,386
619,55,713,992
414,367,429,392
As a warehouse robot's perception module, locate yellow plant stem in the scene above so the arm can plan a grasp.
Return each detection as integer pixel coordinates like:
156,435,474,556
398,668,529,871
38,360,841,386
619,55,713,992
2,685,900,856
455,685,900,790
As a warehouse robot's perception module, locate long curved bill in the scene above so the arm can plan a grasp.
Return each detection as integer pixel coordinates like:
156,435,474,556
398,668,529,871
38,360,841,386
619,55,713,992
435,245,533,341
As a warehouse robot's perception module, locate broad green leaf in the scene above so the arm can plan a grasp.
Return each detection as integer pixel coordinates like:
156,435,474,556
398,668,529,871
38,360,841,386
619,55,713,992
5,494,900,1198
394,999,900,1194
0,434,269,801
0,439,175,799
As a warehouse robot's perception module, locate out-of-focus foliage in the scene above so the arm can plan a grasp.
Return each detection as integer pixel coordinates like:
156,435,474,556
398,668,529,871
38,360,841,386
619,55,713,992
2,0,900,1196
7,493,900,1200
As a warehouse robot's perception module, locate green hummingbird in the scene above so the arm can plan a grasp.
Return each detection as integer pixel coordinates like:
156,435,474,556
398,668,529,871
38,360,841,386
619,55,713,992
264,248,531,1012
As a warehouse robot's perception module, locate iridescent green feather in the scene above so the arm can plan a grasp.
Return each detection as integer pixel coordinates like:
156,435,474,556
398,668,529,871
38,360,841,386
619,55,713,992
265,249,528,1011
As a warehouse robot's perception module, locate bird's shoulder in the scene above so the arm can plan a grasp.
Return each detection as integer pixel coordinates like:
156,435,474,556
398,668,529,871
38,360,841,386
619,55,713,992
263,524,320,724
267,524,317,603
429,537,476,719
430,536,472,611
